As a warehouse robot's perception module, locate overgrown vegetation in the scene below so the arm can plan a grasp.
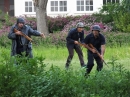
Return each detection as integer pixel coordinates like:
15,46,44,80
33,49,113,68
1,32,130,48
0,51,130,97
98,0,130,32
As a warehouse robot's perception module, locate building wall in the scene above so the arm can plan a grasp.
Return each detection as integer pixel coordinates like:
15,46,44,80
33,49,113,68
47,0,103,17
14,0,121,17
14,0,35,17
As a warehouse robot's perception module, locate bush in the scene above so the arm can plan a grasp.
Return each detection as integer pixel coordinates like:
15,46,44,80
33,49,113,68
0,52,130,97
2,31,130,48
104,32,130,47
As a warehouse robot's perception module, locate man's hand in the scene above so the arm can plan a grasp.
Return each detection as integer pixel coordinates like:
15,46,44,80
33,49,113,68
100,55,104,61
91,48,97,53
15,31,23,36
40,33,45,38
74,41,79,44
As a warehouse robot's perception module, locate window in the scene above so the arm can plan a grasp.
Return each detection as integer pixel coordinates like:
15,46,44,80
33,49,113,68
50,1,67,12
59,1,67,11
25,1,35,12
103,0,119,5
77,0,84,11
77,0,93,11
51,1,58,12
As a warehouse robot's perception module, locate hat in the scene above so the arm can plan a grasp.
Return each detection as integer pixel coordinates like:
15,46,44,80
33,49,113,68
17,18,25,24
76,22,84,28
92,25,100,32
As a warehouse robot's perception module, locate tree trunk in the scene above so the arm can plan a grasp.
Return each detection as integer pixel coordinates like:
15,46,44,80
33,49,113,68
33,0,49,35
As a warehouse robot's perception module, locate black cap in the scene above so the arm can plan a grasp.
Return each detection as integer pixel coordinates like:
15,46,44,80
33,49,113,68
17,18,25,24
92,25,100,32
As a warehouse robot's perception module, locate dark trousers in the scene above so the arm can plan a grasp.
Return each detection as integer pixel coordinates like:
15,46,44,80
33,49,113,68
86,52,103,74
17,50,29,57
65,45,84,67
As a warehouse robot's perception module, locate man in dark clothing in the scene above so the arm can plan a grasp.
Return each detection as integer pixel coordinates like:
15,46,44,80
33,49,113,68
8,18,45,58
65,22,86,68
83,25,106,74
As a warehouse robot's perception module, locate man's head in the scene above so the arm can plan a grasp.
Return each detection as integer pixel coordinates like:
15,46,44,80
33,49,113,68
17,18,25,28
76,22,84,32
92,25,100,37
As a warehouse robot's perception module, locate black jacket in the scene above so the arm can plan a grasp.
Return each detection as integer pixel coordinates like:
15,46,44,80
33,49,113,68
84,32,105,52
66,28,84,47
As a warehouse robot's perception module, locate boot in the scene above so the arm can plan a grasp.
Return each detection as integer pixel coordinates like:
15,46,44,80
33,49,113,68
81,63,86,68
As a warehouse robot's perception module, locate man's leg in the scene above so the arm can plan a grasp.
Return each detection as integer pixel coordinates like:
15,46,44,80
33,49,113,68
26,50,33,58
75,45,85,67
65,46,74,68
86,52,94,74
95,57,103,72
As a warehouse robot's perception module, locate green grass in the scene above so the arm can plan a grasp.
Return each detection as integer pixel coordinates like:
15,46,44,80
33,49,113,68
1,45,130,71
105,46,130,69
32,45,130,70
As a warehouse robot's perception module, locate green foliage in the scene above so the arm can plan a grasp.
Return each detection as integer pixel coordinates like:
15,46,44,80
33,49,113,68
32,32,67,48
0,34,11,48
84,26,90,31
0,10,5,29
2,31,130,48
4,13,10,26
92,13,113,24
0,51,46,97
120,0,130,12
104,32,130,47
98,3,120,23
114,12,130,32
98,0,130,32
0,10,15,27
0,51,130,96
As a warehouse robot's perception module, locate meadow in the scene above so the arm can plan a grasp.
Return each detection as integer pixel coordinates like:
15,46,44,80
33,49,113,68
25,45,130,71
1,44,130,71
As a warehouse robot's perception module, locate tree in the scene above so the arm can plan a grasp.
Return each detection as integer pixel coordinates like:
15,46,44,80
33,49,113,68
99,0,130,32
33,0,49,35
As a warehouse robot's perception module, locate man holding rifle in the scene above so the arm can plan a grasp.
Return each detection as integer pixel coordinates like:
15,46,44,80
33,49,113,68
83,25,106,75
65,22,86,69
8,18,45,58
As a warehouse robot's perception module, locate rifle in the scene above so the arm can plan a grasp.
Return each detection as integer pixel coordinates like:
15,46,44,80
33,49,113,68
88,44,108,67
14,28,33,42
78,42,108,67
77,42,87,48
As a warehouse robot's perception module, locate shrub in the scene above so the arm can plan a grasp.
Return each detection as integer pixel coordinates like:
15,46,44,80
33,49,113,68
0,53,130,97
104,32,130,47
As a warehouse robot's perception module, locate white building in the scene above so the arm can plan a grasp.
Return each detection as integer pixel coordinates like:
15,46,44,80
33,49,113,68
0,0,121,17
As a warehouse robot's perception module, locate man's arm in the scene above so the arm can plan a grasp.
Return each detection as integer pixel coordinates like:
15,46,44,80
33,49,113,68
28,26,44,37
8,26,17,40
80,31,84,43
66,29,75,43
101,45,105,56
